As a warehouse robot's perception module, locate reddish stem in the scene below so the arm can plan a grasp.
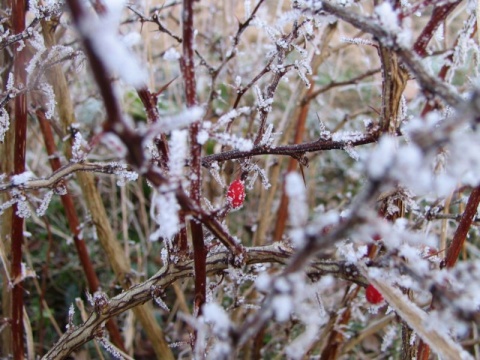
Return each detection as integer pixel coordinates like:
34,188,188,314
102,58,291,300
11,1,27,358
181,0,206,315
418,187,480,359
36,110,126,351
413,2,460,57
443,186,480,268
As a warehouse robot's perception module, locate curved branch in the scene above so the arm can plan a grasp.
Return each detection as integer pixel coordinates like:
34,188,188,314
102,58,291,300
0,162,134,192
42,243,363,359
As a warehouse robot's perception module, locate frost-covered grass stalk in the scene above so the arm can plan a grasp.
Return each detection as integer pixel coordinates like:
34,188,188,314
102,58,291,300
2,0,480,359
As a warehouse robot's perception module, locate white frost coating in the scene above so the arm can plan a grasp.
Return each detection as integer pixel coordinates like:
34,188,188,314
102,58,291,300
390,144,430,195
41,82,56,119
163,47,181,62
196,129,209,145
381,325,397,351
98,338,123,360
12,189,31,219
25,31,46,76
149,106,204,136
29,0,63,18
367,136,396,179
244,0,251,18
209,162,225,188
255,272,271,292
0,197,16,216
79,0,147,87
203,302,231,336
36,190,54,217
375,2,400,33
259,123,274,146
285,325,320,360
101,133,127,158
71,132,87,163
286,172,308,246
6,72,14,91
285,172,308,227
12,171,33,185
110,162,138,186
0,108,10,142
169,130,188,179
214,133,253,151
337,242,368,264
150,189,180,242
272,294,293,322
214,107,250,129
234,76,242,88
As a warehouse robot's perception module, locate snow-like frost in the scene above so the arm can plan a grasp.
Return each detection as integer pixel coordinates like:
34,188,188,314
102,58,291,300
11,171,33,186
41,82,56,119
203,302,231,336
367,136,396,179
0,108,10,143
149,106,204,136
375,2,400,33
71,132,87,163
285,172,308,234
163,47,181,62
169,130,188,179
272,294,293,322
150,188,180,243
36,190,53,217
78,0,147,87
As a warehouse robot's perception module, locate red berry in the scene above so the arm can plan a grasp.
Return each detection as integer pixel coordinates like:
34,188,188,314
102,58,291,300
372,233,382,242
227,179,245,208
365,284,384,304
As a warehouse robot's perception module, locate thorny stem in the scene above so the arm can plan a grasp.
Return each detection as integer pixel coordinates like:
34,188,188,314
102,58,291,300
181,0,206,315
234,179,381,347
317,1,464,108
413,1,461,57
443,186,480,268
203,0,266,117
202,132,379,167
11,0,27,358
43,244,362,359
36,109,126,352
273,23,338,241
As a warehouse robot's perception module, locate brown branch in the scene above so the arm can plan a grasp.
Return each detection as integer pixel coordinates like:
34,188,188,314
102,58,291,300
302,68,380,106
0,162,135,192
36,109,126,352
11,1,27,358
127,5,182,43
274,23,338,241
181,0,206,315
42,8,175,358
42,243,363,359
0,17,40,50
317,2,464,108
202,132,379,167
443,186,480,268
203,0,266,116
413,1,461,57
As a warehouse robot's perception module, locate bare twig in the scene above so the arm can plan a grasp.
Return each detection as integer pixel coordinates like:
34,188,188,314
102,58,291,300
42,243,363,359
11,1,27,357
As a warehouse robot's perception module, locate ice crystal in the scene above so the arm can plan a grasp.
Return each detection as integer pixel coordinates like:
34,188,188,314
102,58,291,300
150,188,180,243
0,108,10,143
72,131,87,162
36,190,53,217
169,130,188,179
41,82,56,119
163,47,181,61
